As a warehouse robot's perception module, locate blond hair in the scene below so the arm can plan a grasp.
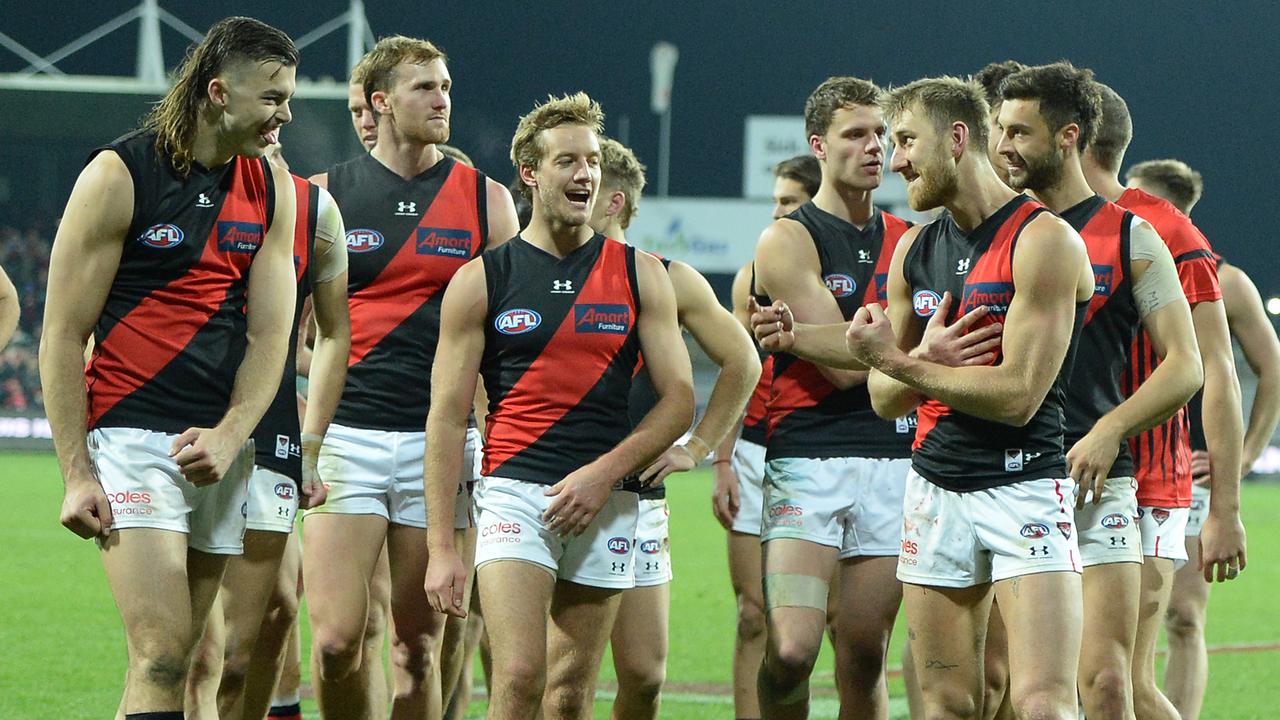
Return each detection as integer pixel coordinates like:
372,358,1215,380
360,35,446,109
142,16,297,175
1126,159,1204,214
882,76,990,153
599,138,646,228
510,92,605,173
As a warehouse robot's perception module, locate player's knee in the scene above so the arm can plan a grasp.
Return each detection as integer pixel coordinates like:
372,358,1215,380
545,680,595,719
132,649,192,691
493,660,545,709
1012,687,1076,720
737,596,766,643
390,628,439,682
617,659,666,704
766,634,820,684
312,627,363,680
837,636,889,683
1164,601,1203,642
921,688,981,720
1080,665,1130,708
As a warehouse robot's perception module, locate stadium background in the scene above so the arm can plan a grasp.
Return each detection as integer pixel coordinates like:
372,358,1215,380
2,4,1280,717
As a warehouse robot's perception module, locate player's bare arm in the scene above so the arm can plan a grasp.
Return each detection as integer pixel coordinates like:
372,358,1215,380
423,258,487,616
298,187,351,509
709,262,756,528
1191,292,1248,582
753,218,869,382
0,266,17,350
544,251,694,536
485,177,521,248
1219,263,1280,473
857,213,1091,426
640,260,761,485
307,171,328,188
39,150,131,539
171,161,297,486
1070,222,1201,507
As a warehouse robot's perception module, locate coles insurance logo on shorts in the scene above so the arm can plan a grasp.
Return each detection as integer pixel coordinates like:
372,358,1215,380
912,289,942,317
606,537,631,555
495,309,541,335
106,491,154,516
575,304,631,334
415,228,473,258
138,223,184,249
216,221,264,253
824,273,857,298
346,228,384,253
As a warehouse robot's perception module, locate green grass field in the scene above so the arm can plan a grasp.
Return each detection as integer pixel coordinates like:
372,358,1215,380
4,451,1277,719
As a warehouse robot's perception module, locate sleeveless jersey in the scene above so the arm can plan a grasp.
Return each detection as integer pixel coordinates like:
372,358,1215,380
1117,187,1221,507
1059,195,1141,479
904,194,1084,491
1186,253,1226,454
250,175,317,482
326,153,488,431
757,204,914,460
741,353,773,447
481,235,642,486
86,129,274,433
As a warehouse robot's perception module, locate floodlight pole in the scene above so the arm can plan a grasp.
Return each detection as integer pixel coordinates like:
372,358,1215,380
136,0,164,84
347,0,369,72
650,42,679,197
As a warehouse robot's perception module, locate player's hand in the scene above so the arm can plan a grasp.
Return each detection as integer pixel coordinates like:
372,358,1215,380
298,433,327,510
1199,509,1247,583
640,444,697,487
911,292,1002,367
711,461,741,530
846,303,898,368
1067,426,1121,510
59,471,113,540
749,296,794,353
1190,450,1213,488
170,426,243,487
544,466,613,536
423,546,469,618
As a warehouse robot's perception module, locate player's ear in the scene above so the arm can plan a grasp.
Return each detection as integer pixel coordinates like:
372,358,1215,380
371,89,391,115
809,134,826,161
518,163,538,194
207,77,229,108
1060,123,1080,153
608,191,626,216
951,121,969,160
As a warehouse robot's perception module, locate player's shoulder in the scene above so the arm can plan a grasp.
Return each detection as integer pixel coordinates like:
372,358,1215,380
756,214,814,259
1119,187,1212,255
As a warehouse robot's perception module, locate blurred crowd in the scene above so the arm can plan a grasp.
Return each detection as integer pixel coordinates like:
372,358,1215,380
1,221,53,411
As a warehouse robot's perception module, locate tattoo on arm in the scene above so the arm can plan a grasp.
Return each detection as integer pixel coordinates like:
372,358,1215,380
925,659,958,670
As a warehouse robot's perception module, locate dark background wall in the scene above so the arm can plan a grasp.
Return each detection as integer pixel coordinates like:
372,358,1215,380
2,0,1276,295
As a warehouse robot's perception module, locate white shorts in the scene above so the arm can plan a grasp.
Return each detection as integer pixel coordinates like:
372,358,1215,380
1075,476,1142,567
245,466,300,533
730,439,766,536
897,470,1082,588
1184,484,1210,537
1138,505,1190,564
309,423,476,529
633,498,673,587
473,476,639,589
762,456,909,557
88,427,254,554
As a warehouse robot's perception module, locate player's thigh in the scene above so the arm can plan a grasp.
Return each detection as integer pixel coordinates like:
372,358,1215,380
1080,561,1140,669
548,580,625,676
902,582,991,708
100,528,205,650
302,513,388,634
386,521,445,639
477,560,555,679
833,555,902,647
221,529,291,630
1167,535,1210,624
727,531,764,613
994,571,1082,700
761,537,839,656
1134,557,1177,668
611,583,670,677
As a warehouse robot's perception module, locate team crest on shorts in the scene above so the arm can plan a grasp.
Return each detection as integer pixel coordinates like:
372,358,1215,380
1057,521,1073,539
1151,508,1170,525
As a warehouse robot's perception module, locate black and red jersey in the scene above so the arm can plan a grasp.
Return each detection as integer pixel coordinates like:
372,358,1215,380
481,235,642,486
904,194,1084,491
756,204,914,460
250,175,317,482
326,153,488,431
1117,187,1221,507
741,354,773,447
1059,195,1141,479
85,129,274,433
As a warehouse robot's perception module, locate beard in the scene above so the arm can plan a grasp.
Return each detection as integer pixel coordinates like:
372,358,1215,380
907,153,958,211
1008,146,1063,193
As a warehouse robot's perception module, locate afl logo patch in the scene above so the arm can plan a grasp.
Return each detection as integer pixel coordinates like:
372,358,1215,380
1101,513,1129,529
607,537,631,555
495,309,541,335
274,482,295,501
1020,522,1050,539
639,539,661,555
824,273,857,298
913,289,942,317
346,228,385,253
138,224,184,248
